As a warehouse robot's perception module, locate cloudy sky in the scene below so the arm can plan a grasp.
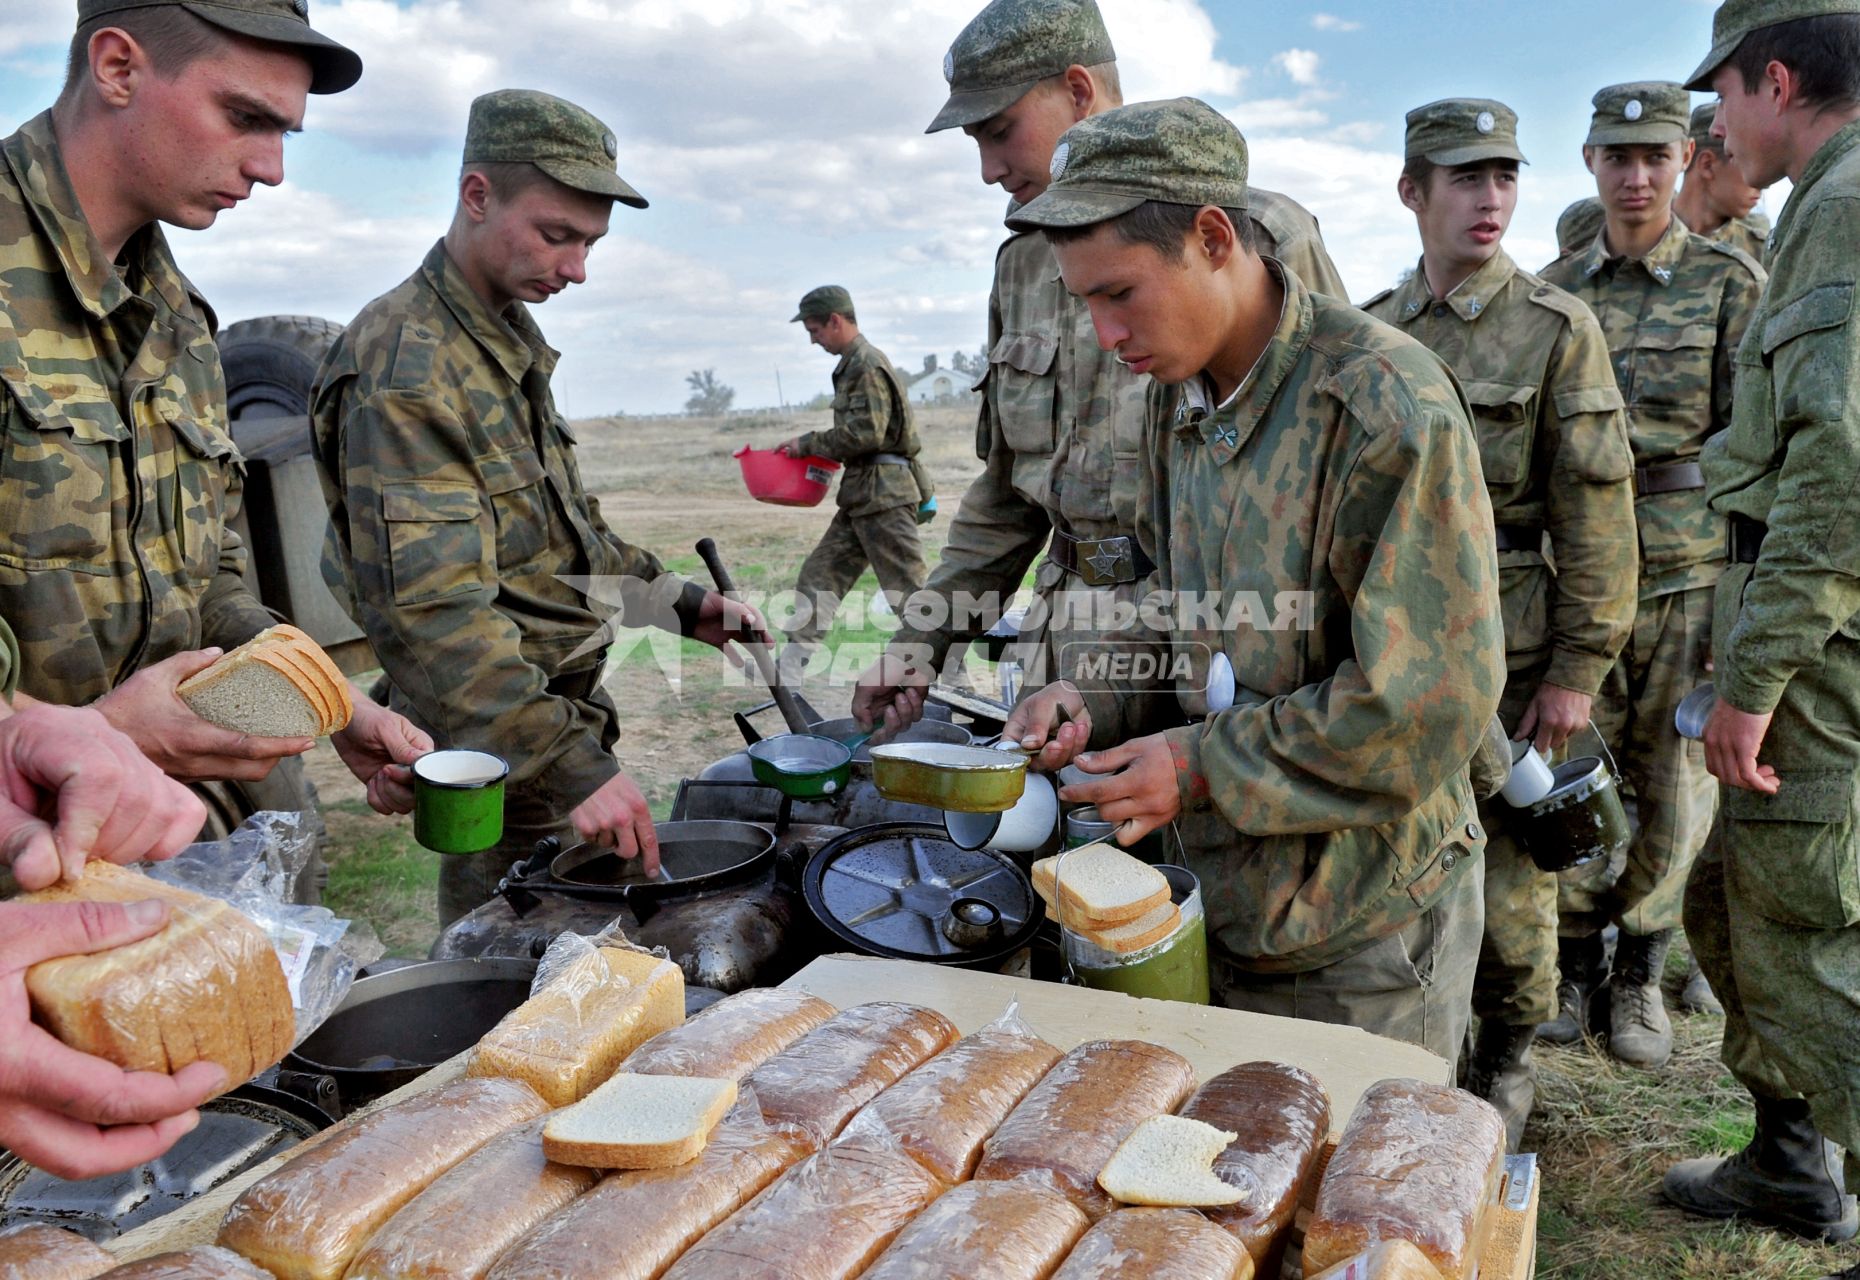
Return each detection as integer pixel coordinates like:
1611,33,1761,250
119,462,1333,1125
1,0,1745,415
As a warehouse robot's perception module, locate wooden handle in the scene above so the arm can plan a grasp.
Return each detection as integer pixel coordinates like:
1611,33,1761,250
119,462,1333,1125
696,537,811,736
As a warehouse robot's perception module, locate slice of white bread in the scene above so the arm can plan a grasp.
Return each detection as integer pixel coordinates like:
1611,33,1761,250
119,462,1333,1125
1096,1114,1246,1208
178,624,353,738
1075,899,1182,954
21,862,293,1094
1032,843,1171,930
542,1072,738,1169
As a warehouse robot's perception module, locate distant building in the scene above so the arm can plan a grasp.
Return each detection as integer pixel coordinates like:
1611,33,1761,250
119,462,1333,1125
901,353,973,405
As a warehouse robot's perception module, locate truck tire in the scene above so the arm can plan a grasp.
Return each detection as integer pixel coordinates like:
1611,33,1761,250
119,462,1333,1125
219,314,345,420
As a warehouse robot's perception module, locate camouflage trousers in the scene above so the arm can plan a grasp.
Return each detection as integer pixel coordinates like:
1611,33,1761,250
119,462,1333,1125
1687,561,1860,1186
1559,585,1716,937
192,755,325,906
1217,852,1484,1066
1472,668,1560,1027
785,503,926,647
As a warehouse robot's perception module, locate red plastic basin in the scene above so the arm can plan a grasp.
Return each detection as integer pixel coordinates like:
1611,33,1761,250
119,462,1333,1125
735,445,841,507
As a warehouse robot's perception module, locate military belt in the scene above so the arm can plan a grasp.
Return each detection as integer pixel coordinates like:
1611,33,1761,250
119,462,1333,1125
869,452,914,466
1729,514,1768,564
1493,524,1544,553
1050,530,1156,587
1635,460,1706,496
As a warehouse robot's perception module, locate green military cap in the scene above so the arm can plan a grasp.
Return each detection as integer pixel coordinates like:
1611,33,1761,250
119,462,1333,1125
1687,0,1860,90
1689,101,1726,150
76,0,361,93
1006,98,1246,231
463,90,646,208
792,285,854,323
1404,98,1527,166
1586,82,1690,146
926,0,1115,134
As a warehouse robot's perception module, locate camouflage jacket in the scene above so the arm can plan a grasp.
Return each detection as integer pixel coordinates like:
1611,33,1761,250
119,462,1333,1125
1710,210,1771,267
1251,187,1349,300
1705,119,1860,717
0,112,272,706
1543,214,1766,599
314,240,705,817
795,334,921,516
0,613,16,701
1366,249,1636,694
1081,265,1506,973
1558,195,1771,266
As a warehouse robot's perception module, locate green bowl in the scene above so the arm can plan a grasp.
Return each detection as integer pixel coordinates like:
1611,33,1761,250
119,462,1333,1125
746,734,853,799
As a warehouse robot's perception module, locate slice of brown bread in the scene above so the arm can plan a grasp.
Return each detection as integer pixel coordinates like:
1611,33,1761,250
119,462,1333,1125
178,625,352,738
270,625,353,729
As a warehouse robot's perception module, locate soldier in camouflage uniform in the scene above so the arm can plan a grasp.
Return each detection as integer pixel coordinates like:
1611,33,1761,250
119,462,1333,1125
1002,98,1506,1063
774,287,927,672
1658,4,1860,1261
1539,82,1767,1072
314,91,764,925
852,0,1347,734
1363,99,1637,1145
0,0,427,891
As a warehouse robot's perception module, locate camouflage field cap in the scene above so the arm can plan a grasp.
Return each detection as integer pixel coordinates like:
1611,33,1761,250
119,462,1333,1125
926,0,1115,134
463,90,646,208
792,285,854,323
1689,101,1727,150
1404,99,1527,166
76,0,362,93
1586,82,1690,146
1005,98,1247,231
1686,0,1860,89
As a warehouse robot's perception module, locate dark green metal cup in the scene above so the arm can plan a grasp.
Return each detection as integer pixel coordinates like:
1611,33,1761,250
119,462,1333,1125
413,750,510,854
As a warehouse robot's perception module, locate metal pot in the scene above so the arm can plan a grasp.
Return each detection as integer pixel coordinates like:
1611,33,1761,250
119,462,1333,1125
869,742,1028,813
747,734,853,798
1517,756,1632,873
547,820,775,898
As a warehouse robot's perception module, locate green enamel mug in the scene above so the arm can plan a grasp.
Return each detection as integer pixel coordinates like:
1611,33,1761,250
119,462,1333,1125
413,750,510,855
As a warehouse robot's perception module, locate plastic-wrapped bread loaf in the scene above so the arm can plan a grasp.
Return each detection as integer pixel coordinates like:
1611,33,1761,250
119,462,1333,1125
484,1104,811,1280
0,1225,116,1280
21,862,293,1094
623,988,834,1080
857,1180,1090,1280
1048,1208,1254,1280
1305,1240,1447,1280
742,1002,957,1145
342,1116,598,1280
659,1144,945,1280
1176,1060,1331,1273
218,1076,548,1280
972,1039,1197,1219
834,1007,1060,1182
467,947,683,1106
1303,1079,1507,1280
97,1247,272,1279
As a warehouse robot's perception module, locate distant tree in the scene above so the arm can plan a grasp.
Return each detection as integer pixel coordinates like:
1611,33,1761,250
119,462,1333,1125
684,369,735,416
950,345,987,378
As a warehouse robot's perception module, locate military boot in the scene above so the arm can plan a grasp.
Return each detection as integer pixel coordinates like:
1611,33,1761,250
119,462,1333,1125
1664,1094,1859,1242
1462,1020,1538,1152
1539,932,1605,1046
1606,929,1674,1068
1824,1262,1860,1279
1680,958,1725,1015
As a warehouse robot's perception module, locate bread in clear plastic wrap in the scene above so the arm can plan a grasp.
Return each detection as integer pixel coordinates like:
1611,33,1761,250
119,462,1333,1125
832,1003,1059,1182
466,945,683,1106
623,987,835,1080
1048,1208,1254,1279
658,1141,945,1280
1303,1079,1507,1280
0,1225,116,1280
856,1180,1090,1280
741,1002,957,1145
972,1039,1197,1219
96,1246,273,1279
1304,1239,1447,1280
484,1098,811,1280
340,1115,597,1280
216,1076,548,1280
20,862,293,1095
1177,1060,1331,1271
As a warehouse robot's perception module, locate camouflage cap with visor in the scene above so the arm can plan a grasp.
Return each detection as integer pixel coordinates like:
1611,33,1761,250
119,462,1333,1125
1405,98,1527,166
464,90,647,208
1586,81,1690,146
926,0,1115,134
792,285,854,323
1686,0,1860,90
1005,97,1247,231
77,0,362,93
1689,101,1727,150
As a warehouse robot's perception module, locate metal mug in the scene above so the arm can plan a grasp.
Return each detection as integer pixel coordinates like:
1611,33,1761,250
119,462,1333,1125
1514,725,1631,873
1675,683,1717,742
413,750,509,855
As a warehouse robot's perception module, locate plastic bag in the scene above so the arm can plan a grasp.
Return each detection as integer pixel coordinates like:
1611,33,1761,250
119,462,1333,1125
1049,1208,1251,1279
1181,1060,1331,1268
96,1245,272,1279
741,1002,957,1147
143,810,380,1045
0,1222,115,1280
834,1001,1061,1183
858,1180,1091,1280
624,987,835,1080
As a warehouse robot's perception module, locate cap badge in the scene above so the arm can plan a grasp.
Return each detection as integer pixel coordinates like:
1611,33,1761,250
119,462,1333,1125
1475,111,1495,135
1625,99,1643,121
601,130,618,160
1050,141,1070,180
292,0,308,14
943,50,955,83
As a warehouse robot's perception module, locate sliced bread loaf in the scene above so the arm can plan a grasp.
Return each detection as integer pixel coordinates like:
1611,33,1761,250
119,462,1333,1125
178,624,352,738
1032,843,1171,930
1096,1114,1246,1208
542,1072,738,1169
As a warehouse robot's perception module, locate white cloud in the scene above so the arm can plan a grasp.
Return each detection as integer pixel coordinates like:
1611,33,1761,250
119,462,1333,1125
1273,49,1323,87
0,0,68,57
1310,13,1363,31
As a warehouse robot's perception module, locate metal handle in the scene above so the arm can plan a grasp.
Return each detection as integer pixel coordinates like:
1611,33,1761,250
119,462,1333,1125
696,537,810,736
1580,718,1621,780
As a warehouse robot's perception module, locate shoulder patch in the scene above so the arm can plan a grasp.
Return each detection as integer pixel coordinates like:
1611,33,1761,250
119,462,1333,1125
385,321,441,390
1703,236,1765,279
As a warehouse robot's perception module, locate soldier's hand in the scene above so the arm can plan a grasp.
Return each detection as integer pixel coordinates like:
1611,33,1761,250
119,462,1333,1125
775,437,804,458
1002,681,1091,773
0,703,206,890
570,773,660,875
95,651,313,783
331,696,433,815
1515,682,1593,753
690,592,769,671
1058,733,1181,844
852,651,931,738
1704,699,1779,794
